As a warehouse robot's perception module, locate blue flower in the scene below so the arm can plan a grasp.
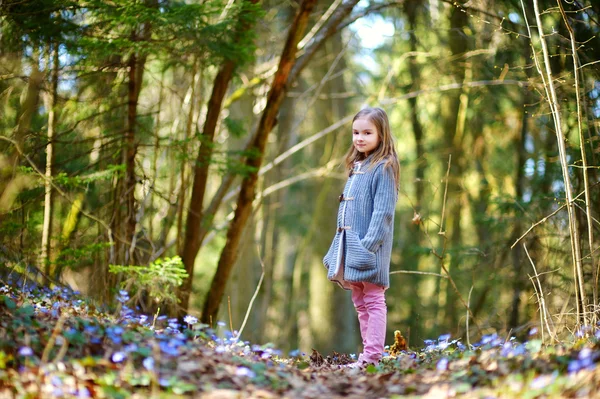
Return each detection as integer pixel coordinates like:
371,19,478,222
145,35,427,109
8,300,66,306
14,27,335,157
529,327,538,336
438,333,451,342
217,321,226,327
183,315,198,325
18,346,33,356
235,366,256,378
111,352,126,363
289,349,301,357
117,290,129,304
501,342,513,357
109,326,124,335
168,318,180,331
436,358,449,371
438,341,450,350
124,344,137,353
75,387,91,398
143,357,154,371
159,341,180,356
530,374,555,389
568,348,596,373
159,378,171,387
568,360,582,373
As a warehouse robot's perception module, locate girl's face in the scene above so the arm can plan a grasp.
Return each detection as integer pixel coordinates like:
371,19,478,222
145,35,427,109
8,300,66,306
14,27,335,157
352,118,381,156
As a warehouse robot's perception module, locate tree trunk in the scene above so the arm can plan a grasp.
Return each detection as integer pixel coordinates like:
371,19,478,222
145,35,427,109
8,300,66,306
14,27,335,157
437,2,469,331
176,60,200,254
125,53,140,264
40,42,59,276
123,4,153,265
201,0,318,324
404,0,425,345
508,43,531,330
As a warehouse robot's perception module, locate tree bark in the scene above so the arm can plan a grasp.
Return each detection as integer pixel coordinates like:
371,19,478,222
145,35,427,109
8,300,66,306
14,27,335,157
40,41,59,277
437,1,469,330
508,42,531,330
404,0,425,345
176,60,200,254
122,3,154,265
201,0,318,324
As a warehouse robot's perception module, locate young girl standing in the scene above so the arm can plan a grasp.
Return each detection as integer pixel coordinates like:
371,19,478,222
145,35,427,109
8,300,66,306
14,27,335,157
323,107,399,367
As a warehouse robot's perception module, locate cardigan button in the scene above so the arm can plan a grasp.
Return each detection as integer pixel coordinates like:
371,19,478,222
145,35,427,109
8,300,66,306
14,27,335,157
337,227,343,233
339,194,344,202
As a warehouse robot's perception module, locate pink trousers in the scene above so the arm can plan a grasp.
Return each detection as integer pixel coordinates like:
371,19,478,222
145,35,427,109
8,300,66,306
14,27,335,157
348,281,387,364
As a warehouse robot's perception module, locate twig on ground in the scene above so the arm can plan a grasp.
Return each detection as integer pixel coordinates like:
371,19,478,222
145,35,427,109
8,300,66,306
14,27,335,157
235,244,266,341
524,243,556,343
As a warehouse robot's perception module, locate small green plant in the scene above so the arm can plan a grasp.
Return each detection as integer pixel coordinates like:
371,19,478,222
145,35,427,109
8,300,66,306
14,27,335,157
109,256,188,310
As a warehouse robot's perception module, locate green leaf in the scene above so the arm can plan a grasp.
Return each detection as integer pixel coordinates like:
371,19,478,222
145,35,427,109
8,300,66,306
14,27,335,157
296,361,309,370
16,305,34,317
525,339,543,354
2,296,16,311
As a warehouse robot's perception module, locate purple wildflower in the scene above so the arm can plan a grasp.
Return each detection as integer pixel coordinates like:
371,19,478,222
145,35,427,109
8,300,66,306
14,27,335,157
529,327,538,336
111,352,126,363
436,358,449,371
530,374,555,389
18,346,33,356
438,333,451,342
235,366,256,378
143,357,155,371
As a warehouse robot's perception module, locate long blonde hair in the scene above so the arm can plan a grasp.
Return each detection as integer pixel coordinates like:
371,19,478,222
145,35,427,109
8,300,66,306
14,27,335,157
344,107,400,188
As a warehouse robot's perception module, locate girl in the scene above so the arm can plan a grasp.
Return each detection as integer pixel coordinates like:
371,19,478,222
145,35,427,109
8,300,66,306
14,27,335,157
323,107,399,368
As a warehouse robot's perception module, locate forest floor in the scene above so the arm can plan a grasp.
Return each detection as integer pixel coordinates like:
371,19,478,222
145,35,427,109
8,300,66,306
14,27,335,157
1,283,599,399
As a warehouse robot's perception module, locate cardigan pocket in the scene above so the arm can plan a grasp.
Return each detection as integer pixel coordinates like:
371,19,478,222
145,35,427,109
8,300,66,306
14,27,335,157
345,230,376,271
323,234,338,268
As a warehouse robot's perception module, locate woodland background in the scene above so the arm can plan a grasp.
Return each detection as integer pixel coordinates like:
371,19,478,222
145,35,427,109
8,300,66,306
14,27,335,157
1,0,599,357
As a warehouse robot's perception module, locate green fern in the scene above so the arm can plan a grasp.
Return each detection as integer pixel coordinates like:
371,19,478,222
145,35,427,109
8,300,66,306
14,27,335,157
109,256,188,307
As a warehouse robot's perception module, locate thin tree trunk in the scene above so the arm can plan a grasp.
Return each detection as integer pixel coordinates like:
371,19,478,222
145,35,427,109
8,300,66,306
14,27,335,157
40,42,59,276
149,69,166,241
177,60,200,254
558,1,596,310
404,0,425,344
178,57,242,312
201,0,318,324
125,53,139,265
124,5,153,265
531,0,587,327
509,40,532,330
437,1,469,330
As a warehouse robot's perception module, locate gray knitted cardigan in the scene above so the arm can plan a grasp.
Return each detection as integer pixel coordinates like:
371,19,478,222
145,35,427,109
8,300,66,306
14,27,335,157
323,157,398,288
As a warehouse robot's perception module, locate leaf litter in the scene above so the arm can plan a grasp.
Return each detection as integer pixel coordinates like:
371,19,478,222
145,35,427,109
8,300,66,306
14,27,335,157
1,282,600,398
